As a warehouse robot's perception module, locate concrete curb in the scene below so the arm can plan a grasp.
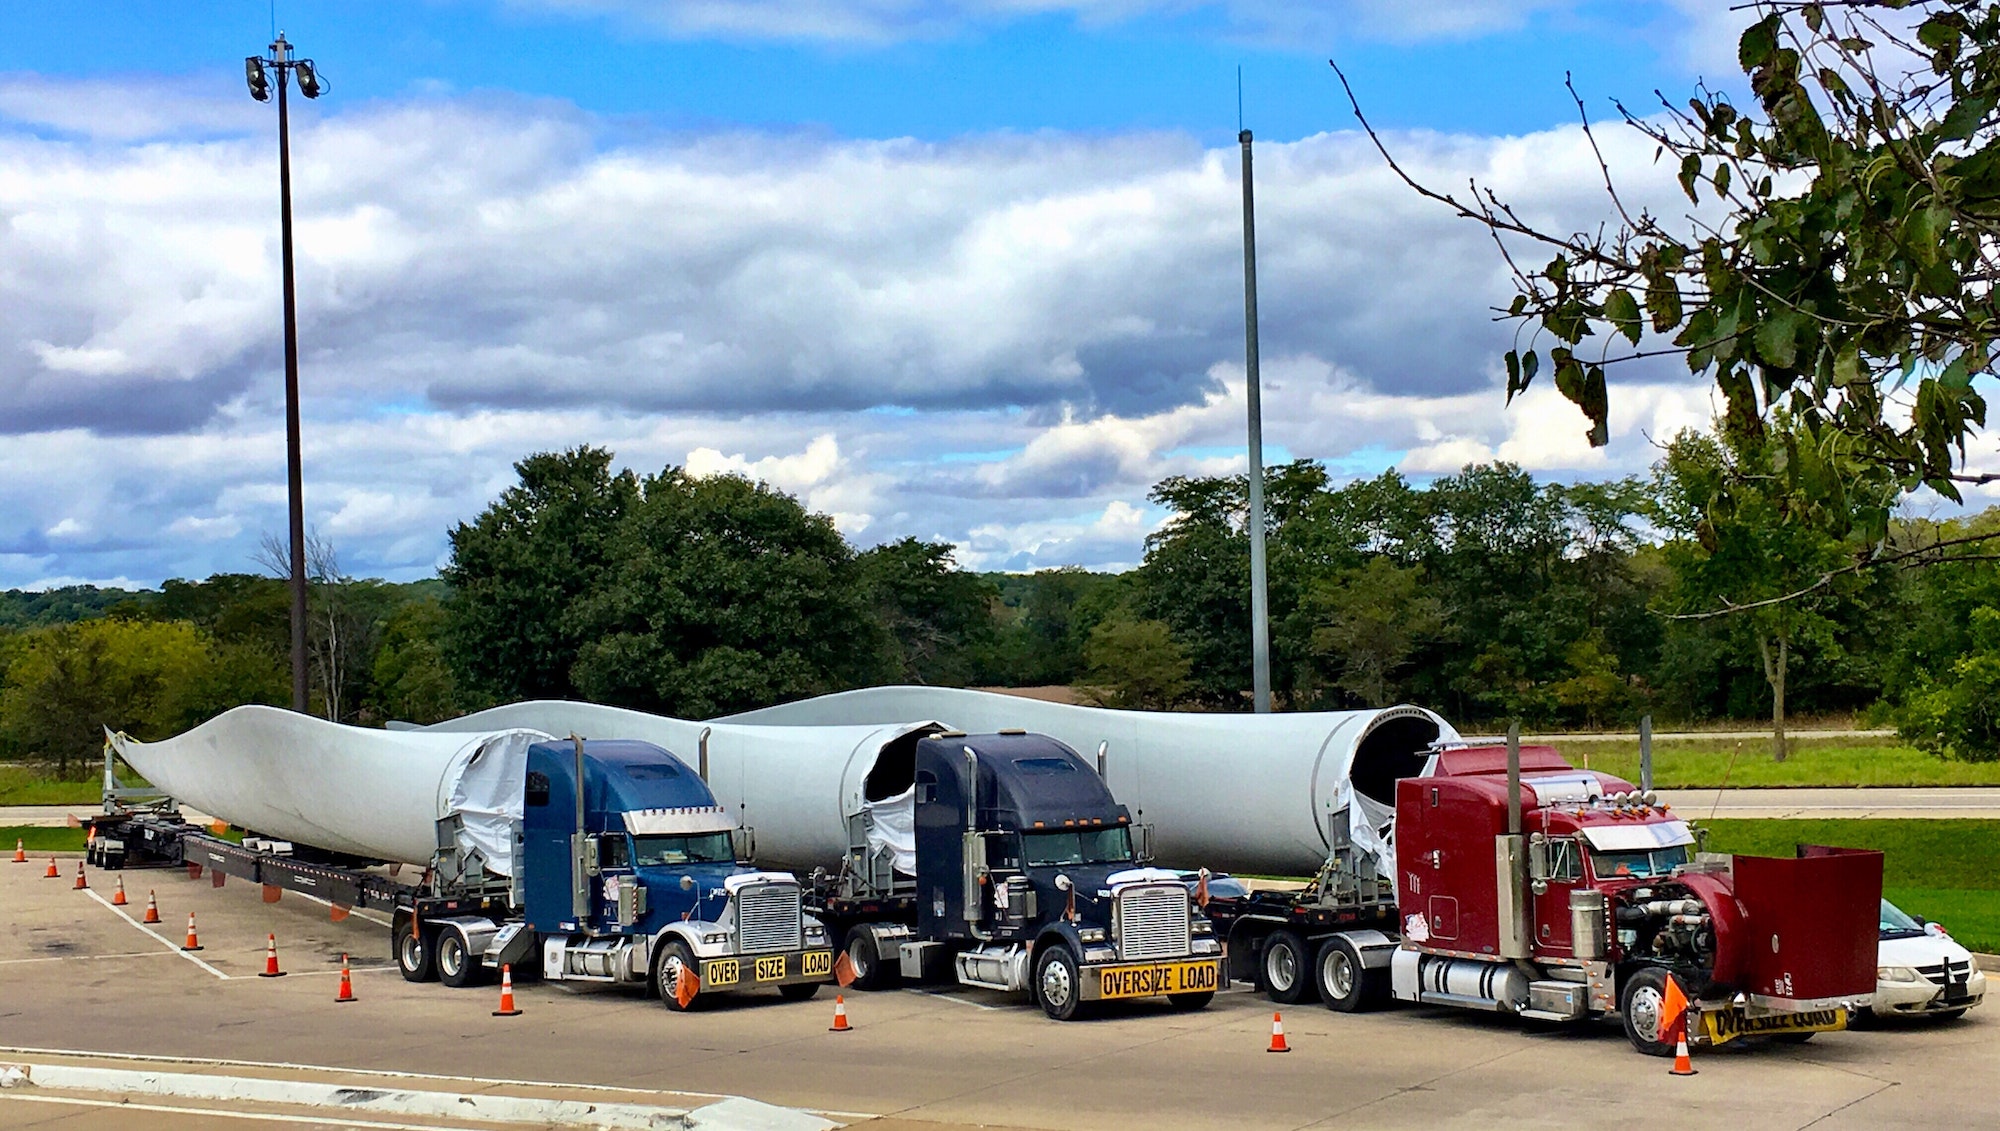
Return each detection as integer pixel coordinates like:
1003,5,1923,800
0,1063,837,1131
1977,952,1999,973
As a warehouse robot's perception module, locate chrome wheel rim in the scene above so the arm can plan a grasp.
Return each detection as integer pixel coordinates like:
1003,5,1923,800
1268,944,1296,992
400,932,423,971
1629,984,1665,1041
1325,950,1354,999
850,939,872,977
1041,958,1074,1009
439,938,463,978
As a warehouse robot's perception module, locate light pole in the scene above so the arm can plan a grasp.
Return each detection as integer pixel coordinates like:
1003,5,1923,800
246,34,325,714
1240,128,1271,714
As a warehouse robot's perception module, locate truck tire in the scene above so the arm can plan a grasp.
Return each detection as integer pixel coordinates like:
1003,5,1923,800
845,928,898,990
394,920,436,983
1618,968,1676,1057
654,939,700,1012
1033,945,1086,1021
436,930,484,989
779,982,820,1002
1315,936,1382,1012
1261,930,1313,1005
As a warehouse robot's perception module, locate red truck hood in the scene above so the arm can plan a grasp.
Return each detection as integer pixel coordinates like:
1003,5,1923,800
1678,845,1881,1006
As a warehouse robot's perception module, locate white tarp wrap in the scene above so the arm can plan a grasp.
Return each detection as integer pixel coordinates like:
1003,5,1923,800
862,787,916,874
110,705,550,870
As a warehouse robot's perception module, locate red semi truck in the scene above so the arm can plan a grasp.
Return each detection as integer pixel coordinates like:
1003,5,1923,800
1202,740,1882,1055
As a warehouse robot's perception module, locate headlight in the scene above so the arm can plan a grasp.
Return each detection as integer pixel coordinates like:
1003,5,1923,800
1192,920,1213,935
1878,966,1920,983
703,933,727,945
1077,927,1107,943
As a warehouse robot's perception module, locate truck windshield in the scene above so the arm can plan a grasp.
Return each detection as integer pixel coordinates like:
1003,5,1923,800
1587,845,1691,879
1021,828,1133,867
632,833,734,866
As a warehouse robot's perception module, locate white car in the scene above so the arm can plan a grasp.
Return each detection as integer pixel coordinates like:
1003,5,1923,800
1870,898,1986,1020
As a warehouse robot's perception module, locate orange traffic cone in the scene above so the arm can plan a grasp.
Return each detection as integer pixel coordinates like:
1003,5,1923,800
1267,1011,1291,1053
259,933,286,978
11,839,23,864
112,876,128,906
829,994,852,1032
181,912,203,952
142,890,161,923
335,954,357,1003
73,861,88,890
492,964,522,1016
1669,1027,1697,1076
45,857,59,879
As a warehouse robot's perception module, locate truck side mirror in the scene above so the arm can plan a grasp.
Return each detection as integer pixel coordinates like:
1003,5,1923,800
1528,832,1550,895
1133,824,1155,864
731,826,756,863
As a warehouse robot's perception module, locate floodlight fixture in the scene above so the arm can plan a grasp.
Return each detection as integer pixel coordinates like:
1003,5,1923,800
245,56,270,102
296,60,321,99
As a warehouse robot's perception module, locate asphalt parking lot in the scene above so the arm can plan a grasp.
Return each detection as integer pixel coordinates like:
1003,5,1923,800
2,855,1997,1131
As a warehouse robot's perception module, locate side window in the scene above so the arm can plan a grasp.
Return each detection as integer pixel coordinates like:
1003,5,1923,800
914,770,938,805
525,771,550,807
1548,838,1583,882
599,835,629,870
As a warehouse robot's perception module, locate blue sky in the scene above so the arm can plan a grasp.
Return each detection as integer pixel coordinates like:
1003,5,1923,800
0,1,1782,588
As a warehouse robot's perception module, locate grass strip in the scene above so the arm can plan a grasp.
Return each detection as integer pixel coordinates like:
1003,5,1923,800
0,825,88,853
1572,741,2000,788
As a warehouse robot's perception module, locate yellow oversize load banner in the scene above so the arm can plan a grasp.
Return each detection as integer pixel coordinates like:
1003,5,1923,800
1699,1006,1847,1047
1088,958,1221,1001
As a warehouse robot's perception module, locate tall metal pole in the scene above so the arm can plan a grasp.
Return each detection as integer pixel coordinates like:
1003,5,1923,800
1240,129,1271,713
275,36,310,715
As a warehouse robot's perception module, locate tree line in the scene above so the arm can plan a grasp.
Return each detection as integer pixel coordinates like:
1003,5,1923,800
7,435,2000,774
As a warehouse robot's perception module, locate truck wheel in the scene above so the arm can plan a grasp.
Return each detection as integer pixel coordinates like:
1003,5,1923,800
845,928,898,990
1618,968,1676,1057
1033,945,1086,1021
1261,930,1313,1005
1316,936,1378,1012
654,939,700,1012
436,931,484,988
394,920,436,983
779,982,820,1002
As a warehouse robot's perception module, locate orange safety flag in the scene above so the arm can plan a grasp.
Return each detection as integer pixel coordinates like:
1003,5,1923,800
833,951,857,987
1661,974,1690,1041
1195,870,1211,909
673,964,699,1009
66,813,81,828
329,904,352,923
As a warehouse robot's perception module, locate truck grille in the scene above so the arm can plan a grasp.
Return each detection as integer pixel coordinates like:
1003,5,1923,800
1117,885,1190,961
735,883,803,953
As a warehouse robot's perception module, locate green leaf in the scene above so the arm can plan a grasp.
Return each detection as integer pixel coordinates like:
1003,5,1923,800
1755,309,1801,370
1604,288,1642,345
1713,162,1732,199
1938,93,1995,143
1679,154,1702,202
1917,15,1962,54
1505,349,1523,401
1833,341,1866,388
1739,16,1779,70
1646,275,1683,333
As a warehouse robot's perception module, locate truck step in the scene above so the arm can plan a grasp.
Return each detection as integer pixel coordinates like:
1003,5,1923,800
1416,991,1506,1013
1516,1008,1583,1023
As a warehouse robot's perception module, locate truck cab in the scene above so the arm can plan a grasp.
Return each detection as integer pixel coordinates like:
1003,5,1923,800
404,738,834,1007
830,731,1224,1019
1390,743,1881,1054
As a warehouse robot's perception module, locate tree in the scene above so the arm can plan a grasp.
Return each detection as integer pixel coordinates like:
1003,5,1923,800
1653,424,1873,759
1079,613,1192,710
442,447,639,703
0,619,283,776
1298,558,1446,706
567,468,879,718
1897,605,2000,761
1340,1,2000,569
856,538,998,686
368,599,465,725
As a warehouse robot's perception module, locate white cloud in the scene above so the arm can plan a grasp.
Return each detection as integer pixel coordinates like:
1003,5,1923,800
0,75,1797,586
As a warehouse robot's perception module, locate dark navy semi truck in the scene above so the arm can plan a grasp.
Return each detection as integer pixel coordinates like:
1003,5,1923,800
809,730,1224,1019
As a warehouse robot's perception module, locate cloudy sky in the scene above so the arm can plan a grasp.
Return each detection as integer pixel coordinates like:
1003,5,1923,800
0,1,1813,588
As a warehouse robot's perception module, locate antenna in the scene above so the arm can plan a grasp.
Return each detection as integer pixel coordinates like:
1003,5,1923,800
1236,65,1243,134
270,0,277,40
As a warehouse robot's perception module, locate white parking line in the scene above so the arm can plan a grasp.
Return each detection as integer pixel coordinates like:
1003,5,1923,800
903,987,1001,1010
82,887,229,979
0,1092,467,1130
291,890,394,928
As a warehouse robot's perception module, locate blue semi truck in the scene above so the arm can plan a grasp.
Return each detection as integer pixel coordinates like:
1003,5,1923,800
88,736,836,1008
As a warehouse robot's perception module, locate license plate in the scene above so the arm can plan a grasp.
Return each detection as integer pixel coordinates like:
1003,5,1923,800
703,958,740,988
754,955,788,982
1699,1005,1847,1046
1093,959,1220,1000
801,949,834,977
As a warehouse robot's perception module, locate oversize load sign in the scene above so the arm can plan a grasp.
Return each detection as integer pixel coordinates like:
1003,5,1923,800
1699,1006,1847,1046
1092,959,1221,1000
